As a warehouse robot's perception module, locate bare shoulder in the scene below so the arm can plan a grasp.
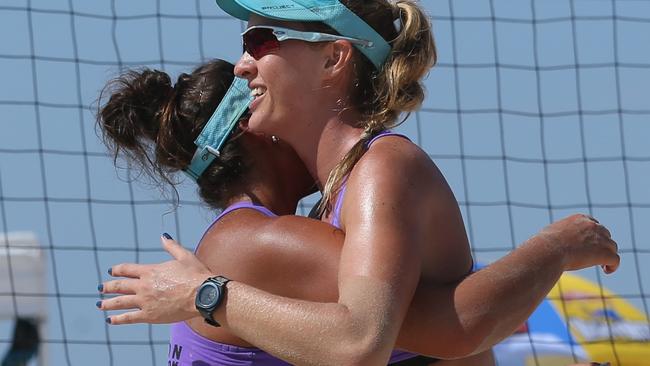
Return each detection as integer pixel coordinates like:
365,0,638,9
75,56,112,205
198,208,274,255
197,209,341,301
339,135,442,239
344,136,472,282
201,210,343,258
349,135,446,199
362,135,432,167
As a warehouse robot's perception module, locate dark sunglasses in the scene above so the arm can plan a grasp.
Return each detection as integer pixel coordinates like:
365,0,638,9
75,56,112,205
241,25,373,60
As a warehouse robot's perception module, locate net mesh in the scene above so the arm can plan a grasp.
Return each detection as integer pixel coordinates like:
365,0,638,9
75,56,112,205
0,0,649,365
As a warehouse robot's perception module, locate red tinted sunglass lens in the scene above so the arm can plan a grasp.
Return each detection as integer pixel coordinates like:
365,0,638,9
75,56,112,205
243,28,279,59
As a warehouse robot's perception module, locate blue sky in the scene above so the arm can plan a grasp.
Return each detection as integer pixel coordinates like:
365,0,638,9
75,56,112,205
0,0,649,365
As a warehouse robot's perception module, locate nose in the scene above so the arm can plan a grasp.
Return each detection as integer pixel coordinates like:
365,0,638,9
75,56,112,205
234,52,257,80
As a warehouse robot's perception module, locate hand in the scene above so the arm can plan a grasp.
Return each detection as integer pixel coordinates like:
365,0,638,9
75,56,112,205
536,214,620,274
98,235,213,325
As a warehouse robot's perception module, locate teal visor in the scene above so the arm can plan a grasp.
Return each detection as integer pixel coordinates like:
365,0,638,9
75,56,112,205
184,77,253,181
215,0,391,69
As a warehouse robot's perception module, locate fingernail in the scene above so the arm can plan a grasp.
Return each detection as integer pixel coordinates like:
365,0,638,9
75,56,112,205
108,268,112,276
97,284,103,292
162,233,173,240
96,301,102,309
105,317,111,324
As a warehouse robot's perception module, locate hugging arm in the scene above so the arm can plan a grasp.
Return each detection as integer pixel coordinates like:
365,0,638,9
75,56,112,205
231,212,618,359
101,164,618,363
101,213,618,360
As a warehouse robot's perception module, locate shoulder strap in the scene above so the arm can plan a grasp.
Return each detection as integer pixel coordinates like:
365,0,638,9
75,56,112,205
366,130,411,148
195,202,276,253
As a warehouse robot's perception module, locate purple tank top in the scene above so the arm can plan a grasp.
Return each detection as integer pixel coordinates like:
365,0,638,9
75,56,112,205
168,200,416,365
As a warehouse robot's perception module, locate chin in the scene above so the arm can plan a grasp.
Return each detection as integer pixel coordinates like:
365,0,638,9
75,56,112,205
245,110,269,132
248,111,288,138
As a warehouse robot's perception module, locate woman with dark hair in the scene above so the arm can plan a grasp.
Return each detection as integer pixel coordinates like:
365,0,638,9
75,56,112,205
99,1,619,364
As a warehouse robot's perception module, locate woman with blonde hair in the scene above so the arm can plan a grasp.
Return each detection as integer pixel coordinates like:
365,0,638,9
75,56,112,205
100,1,619,364
98,56,501,365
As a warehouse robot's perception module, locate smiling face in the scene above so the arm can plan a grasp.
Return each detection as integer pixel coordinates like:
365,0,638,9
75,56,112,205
234,16,338,147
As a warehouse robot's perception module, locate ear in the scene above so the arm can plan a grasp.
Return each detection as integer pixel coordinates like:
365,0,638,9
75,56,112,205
322,40,356,83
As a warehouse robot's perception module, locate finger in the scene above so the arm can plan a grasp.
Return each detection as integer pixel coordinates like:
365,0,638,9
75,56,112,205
585,214,600,224
101,279,139,295
110,263,151,279
161,235,191,260
99,295,140,311
603,253,620,274
608,238,619,254
602,226,612,239
594,224,612,239
601,240,620,273
107,310,147,325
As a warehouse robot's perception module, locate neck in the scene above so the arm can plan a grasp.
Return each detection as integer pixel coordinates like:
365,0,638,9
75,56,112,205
222,136,311,216
291,109,365,190
224,183,300,216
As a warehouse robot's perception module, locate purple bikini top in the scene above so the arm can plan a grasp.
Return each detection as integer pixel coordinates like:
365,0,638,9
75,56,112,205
194,201,276,254
330,131,411,229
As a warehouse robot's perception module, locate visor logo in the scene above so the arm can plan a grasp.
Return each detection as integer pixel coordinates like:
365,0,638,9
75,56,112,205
262,5,295,11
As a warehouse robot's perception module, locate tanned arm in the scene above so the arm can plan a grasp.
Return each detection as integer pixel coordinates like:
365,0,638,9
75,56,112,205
101,144,619,361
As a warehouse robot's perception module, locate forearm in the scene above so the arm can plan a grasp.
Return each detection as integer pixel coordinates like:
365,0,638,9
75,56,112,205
461,234,565,353
398,234,565,358
216,279,398,366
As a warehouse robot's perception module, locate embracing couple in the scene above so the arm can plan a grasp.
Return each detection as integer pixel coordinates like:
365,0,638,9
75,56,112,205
96,1,619,365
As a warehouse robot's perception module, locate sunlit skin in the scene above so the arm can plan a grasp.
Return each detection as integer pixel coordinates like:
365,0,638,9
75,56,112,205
182,132,493,365
100,14,620,366
236,16,368,188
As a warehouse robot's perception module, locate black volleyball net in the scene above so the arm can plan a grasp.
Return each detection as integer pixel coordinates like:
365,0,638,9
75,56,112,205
0,0,649,365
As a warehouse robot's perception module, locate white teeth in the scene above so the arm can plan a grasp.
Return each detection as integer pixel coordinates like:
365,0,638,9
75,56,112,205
250,87,266,98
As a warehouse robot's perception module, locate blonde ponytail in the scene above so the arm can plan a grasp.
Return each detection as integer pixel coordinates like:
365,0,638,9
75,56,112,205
317,129,376,217
375,0,436,124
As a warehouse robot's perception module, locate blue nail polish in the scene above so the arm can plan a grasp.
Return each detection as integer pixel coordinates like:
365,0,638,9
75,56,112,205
106,317,111,324
163,233,173,240
98,284,103,292
108,268,112,276
96,301,102,309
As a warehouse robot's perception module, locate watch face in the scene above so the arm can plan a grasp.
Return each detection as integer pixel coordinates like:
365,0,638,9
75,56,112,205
198,284,219,307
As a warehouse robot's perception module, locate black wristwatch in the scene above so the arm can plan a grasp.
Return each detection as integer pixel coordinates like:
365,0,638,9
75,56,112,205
195,275,230,327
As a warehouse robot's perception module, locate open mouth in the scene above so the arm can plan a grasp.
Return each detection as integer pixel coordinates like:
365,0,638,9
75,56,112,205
250,86,266,99
249,86,266,111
